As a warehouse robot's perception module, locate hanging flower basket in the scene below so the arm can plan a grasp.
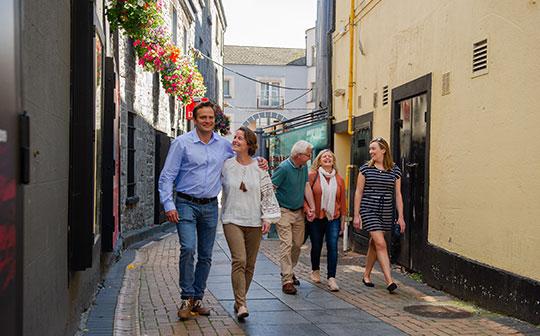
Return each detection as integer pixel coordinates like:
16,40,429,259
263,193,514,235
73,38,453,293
106,0,206,105
214,104,231,136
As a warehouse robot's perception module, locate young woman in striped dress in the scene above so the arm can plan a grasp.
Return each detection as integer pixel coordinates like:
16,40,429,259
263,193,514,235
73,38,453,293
352,137,406,293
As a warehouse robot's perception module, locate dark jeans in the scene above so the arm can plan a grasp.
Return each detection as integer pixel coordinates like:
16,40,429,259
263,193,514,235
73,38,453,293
310,217,340,278
175,196,219,300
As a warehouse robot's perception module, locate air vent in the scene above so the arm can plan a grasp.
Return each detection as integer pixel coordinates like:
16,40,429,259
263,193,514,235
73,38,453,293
442,72,450,95
357,95,362,109
382,85,389,105
373,92,378,108
472,39,488,77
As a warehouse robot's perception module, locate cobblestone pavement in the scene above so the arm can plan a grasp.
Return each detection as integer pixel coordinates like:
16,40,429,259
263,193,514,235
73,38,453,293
84,226,540,336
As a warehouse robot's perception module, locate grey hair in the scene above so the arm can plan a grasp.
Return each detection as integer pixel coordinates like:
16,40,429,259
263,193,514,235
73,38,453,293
290,140,313,156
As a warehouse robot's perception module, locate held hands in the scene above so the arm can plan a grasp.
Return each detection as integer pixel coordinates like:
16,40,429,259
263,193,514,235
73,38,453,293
165,210,179,224
352,215,362,230
397,217,406,234
306,208,315,222
339,218,345,235
261,221,271,234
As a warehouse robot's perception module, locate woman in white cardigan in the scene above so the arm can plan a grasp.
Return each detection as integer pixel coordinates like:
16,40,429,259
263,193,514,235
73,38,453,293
221,126,280,320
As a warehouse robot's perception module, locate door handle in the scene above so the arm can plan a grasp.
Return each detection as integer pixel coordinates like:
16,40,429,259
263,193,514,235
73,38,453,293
405,163,419,168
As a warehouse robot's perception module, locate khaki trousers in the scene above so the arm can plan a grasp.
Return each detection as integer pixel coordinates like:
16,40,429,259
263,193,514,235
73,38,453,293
223,223,262,307
276,208,305,284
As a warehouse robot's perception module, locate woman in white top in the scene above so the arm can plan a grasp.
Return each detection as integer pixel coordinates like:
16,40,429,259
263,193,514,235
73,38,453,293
221,127,280,320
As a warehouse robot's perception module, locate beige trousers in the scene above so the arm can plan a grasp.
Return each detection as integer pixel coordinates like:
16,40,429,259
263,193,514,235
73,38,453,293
276,208,305,284
223,223,262,307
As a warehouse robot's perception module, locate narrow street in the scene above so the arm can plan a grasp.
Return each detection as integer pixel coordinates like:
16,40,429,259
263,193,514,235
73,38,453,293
83,226,539,336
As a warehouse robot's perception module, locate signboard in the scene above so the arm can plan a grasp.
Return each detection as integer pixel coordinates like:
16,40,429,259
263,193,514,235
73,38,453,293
267,120,328,172
185,97,208,120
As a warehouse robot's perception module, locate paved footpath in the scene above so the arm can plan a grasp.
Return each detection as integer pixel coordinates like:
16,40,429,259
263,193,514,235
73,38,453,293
82,225,540,336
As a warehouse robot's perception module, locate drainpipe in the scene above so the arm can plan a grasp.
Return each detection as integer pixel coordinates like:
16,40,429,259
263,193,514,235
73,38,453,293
344,0,356,251
347,0,355,136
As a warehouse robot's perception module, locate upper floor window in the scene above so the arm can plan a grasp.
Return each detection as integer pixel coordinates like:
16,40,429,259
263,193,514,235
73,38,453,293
259,82,281,108
223,79,231,98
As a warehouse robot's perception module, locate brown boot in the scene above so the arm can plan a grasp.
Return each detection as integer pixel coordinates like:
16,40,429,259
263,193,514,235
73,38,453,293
191,299,211,316
177,299,193,320
282,282,297,295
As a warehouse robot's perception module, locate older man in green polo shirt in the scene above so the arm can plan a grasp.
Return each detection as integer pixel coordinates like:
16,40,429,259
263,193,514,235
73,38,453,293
271,140,316,295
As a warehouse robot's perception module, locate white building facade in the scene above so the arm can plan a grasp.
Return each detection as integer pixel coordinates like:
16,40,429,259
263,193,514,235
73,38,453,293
223,45,308,136
306,27,317,111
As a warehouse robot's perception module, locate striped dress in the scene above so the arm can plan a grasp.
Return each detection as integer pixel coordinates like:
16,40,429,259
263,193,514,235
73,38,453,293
359,163,402,232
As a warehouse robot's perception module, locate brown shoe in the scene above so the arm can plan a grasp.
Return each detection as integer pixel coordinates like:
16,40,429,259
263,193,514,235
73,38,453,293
177,299,193,320
282,282,297,295
191,299,211,316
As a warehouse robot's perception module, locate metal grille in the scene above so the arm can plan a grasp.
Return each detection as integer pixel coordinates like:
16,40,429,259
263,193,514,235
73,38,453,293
472,39,488,76
442,72,450,95
382,85,389,105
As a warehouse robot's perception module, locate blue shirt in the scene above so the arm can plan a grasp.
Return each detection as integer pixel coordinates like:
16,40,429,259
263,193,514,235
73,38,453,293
271,158,308,210
158,130,234,212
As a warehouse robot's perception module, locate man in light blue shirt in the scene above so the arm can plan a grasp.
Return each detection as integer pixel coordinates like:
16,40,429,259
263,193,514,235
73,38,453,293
159,101,264,320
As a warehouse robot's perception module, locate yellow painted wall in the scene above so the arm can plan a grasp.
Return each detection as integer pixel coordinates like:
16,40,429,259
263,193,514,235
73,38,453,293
332,0,540,280
333,133,352,177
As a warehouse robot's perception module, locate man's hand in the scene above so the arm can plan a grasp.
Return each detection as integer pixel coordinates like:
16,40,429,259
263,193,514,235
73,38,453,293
261,221,271,234
257,157,269,171
166,210,179,224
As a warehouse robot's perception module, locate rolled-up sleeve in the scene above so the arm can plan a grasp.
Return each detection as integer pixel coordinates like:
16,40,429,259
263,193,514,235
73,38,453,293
158,139,184,212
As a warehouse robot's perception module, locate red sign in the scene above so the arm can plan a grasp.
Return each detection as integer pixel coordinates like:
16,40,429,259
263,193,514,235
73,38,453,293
184,97,209,120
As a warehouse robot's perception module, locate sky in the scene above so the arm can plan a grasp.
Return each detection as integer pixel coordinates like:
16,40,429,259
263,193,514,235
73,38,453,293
222,0,317,49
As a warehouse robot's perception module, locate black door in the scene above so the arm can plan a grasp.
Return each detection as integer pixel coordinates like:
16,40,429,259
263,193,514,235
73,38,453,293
393,94,428,270
154,131,171,224
349,122,372,251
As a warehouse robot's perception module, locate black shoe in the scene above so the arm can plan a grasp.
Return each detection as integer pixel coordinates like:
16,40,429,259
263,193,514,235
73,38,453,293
387,283,397,293
362,278,375,288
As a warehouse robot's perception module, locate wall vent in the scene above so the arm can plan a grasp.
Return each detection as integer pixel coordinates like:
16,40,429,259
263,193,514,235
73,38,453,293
357,95,362,109
442,72,451,95
373,92,378,108
382,85,389,105
472,39,488,77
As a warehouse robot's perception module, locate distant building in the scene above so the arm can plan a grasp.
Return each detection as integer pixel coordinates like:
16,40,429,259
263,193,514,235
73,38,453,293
223,45,308,136
305,27,317,111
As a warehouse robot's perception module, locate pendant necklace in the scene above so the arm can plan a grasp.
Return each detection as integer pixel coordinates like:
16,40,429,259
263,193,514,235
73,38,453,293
239,165,248,192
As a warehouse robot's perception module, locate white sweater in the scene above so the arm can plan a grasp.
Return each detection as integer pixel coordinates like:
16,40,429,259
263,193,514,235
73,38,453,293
221,158,281,227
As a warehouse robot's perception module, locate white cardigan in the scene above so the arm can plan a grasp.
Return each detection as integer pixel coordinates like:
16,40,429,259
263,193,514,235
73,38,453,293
221,158,281,227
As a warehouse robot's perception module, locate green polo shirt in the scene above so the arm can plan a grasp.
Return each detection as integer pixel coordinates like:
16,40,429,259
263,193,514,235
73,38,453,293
271,158,308,210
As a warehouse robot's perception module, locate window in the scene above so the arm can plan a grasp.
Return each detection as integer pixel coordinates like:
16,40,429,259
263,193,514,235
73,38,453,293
172,9,178,45
311,46,316,66
127,112,137,202
223,79,231,97
260,82,281,108
183,27,188,53
215,15,220,45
